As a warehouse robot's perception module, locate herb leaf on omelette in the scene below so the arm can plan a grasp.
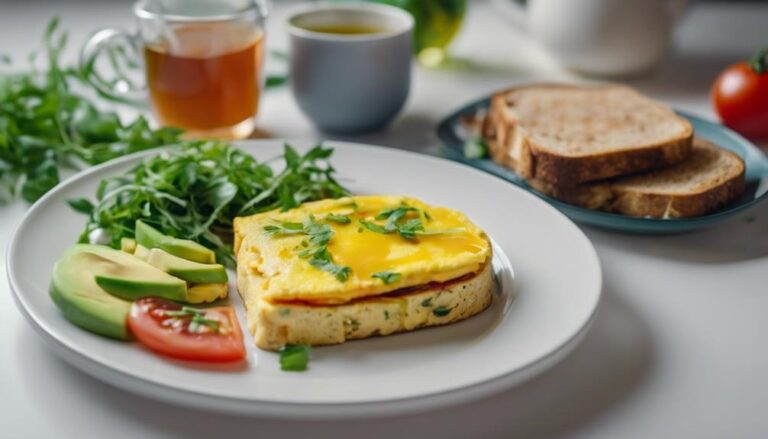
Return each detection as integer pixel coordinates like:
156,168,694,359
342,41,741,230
372,271,402,284
361,204,464,240
264,215,352,282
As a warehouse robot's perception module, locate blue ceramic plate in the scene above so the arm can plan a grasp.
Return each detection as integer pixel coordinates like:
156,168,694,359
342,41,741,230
437,97,768,233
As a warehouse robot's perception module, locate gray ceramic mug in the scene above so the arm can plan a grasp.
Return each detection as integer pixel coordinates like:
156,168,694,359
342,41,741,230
288,4,413,134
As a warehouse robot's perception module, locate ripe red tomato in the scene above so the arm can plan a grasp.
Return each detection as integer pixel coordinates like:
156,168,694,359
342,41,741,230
711,49,768,140
128,298,246,363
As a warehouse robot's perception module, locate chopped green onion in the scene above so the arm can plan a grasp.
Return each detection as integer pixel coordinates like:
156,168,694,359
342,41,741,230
325,213,351,224
279,344,311,371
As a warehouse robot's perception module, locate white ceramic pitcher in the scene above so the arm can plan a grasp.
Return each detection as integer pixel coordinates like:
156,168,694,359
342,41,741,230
492,0,692,76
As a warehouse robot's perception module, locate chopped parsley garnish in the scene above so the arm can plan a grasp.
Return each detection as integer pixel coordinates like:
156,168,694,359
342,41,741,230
279,344,311,372
359,219,389,234
325,213,351,224
359,204,463,240
396,218,426,240
264,215,352,282
163,307,220,333
372,271,401,284
263,221,304,236
421,297,433,307
432,306,452,317
309,254,352,282
376,206,417,227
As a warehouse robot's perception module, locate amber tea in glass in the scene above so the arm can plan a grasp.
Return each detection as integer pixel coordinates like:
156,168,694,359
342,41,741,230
81,0,268,140
144,22,264,138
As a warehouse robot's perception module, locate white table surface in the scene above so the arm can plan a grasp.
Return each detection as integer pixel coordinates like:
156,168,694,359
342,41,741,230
2,1,768,438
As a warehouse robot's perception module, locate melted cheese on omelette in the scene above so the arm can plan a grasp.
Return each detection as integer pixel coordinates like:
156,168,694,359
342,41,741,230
234,196,490,304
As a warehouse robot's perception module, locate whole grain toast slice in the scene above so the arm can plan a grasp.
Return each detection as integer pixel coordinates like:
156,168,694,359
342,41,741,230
486,84,694,186
527,138,746,218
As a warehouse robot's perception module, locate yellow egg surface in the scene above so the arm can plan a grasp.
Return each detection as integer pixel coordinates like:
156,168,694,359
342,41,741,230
234,195,491,305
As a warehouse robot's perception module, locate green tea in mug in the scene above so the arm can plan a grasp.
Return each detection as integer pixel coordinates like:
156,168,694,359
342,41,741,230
300,24,390,34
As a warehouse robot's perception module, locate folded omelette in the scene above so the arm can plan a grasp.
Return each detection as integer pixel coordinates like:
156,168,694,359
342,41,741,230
234,195,493,350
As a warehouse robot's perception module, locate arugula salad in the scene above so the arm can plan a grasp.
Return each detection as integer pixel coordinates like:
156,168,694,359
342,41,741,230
71,142,348,267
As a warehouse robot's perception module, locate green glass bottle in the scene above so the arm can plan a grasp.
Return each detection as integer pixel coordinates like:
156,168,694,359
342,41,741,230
370,0,468,66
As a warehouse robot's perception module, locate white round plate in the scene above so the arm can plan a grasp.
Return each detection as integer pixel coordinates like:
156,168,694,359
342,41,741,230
7,140,601,418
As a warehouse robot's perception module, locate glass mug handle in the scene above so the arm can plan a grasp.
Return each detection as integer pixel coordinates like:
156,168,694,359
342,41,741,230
79,28,147,106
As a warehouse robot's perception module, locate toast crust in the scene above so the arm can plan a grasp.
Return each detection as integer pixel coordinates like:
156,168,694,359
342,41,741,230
527,140,746,218
237,258,494,350
489,84,694,186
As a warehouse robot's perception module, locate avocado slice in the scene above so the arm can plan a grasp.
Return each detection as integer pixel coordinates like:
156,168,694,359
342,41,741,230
50,245,134,339
135,220,215,264
146,248,228,284
187,283,229,304
92,249,187,302
133,244,150,261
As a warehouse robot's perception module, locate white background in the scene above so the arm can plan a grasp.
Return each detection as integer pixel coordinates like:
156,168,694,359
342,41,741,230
1,0,767,438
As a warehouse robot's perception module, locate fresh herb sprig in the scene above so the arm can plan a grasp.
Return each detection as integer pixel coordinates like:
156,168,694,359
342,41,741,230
372,271,401,284
73,142,348,266
163,307,220,333
0,17,182,204
325,213,351,224
266,215,352,282
361,204,463,240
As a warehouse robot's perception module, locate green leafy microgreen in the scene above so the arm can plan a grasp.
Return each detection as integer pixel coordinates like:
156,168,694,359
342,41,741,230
310,257,352,282
359,205,462,241
264,221,305,236
190,314,220,333
279,344,311,372
384,208,415,231
163,307,220,333
325,213,351,224
372,271,401,284
432,306,452,317
360,219,389,234
396,218,425,240
162,306,207,318
265,214,352,282
375,206,416,221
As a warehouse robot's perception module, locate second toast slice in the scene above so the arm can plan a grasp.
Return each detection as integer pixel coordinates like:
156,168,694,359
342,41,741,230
527,138,746,218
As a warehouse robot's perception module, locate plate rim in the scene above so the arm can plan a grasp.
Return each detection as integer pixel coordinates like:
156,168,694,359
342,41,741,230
436,96,768,231
7,139,602,417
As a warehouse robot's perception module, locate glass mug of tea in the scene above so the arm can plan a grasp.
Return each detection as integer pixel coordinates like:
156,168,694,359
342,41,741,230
81,0,268,140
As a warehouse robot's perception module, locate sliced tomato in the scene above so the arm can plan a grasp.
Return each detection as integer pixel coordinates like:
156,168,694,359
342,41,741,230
128,297,246,363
